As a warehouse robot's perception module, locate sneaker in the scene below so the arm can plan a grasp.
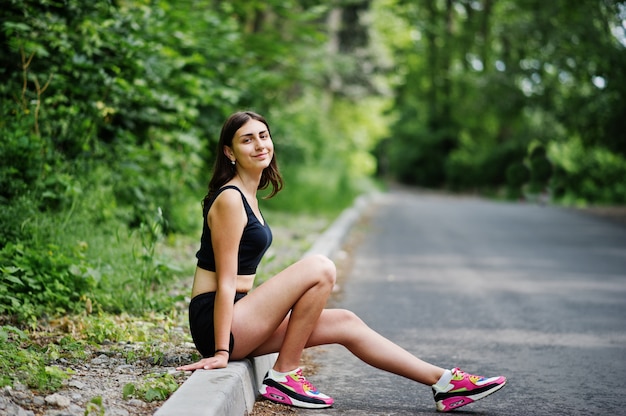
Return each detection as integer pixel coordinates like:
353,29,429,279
432,368,506,412
259,367,334,409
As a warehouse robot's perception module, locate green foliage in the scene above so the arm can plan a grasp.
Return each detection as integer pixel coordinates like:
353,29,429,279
527,146,553,193
0,307,192,394
380,0,626,203
123,372,180,402
0,242,99,327
262,92,386,213
549,138,626,204
82,316,128,345
1,0,371,328
0,326,70,393
390,127,454,187
0,121,43,201
85,396,105,416
126,208,184,310
45,335,89,362
0,195,36,249
506,163,531,199
0,184,186,322
446,136,528,191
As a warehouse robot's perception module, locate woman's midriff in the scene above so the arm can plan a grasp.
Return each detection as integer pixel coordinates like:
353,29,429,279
191,266,255,298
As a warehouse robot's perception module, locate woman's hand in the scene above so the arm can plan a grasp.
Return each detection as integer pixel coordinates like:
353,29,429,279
176,352,229,371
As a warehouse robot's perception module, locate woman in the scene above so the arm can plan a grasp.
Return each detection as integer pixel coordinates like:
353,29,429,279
176,111,506,412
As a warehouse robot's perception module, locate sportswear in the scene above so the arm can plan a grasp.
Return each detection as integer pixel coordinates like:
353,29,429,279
432,367,506,412
196,185,272,275
259,368,334,409
188,292,247,357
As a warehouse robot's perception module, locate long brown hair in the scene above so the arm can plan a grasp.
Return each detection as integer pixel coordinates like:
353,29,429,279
204,111,284,206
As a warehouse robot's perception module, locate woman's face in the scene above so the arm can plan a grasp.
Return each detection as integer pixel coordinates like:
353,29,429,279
226,119,274,171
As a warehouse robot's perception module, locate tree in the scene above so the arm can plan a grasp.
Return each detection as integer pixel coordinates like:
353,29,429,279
380,0,626,202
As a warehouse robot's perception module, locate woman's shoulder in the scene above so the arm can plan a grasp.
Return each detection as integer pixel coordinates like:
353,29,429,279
212,186,244,208
208,188,247,227
208,185,242,204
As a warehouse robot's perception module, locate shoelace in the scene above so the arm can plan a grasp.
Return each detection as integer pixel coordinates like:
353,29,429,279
454,368,483,384
293,370,318,392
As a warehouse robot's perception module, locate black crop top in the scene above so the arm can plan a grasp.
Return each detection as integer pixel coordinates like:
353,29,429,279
196,186,272,275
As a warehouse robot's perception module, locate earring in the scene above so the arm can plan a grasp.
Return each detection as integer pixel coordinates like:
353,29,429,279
231,160,236,165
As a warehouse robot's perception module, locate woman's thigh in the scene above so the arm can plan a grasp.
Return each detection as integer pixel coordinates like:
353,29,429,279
229,255,336,357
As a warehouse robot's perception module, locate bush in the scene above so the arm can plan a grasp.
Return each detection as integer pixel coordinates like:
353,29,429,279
0,127,44,202
0,242,98,326
389,128,454,187
549,138,626,204
446,138,528,191
506,162,531,199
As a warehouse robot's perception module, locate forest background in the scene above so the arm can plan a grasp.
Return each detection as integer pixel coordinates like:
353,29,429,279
1,0,625,401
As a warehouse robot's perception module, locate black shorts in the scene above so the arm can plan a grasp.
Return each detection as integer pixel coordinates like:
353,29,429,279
188,291,247,357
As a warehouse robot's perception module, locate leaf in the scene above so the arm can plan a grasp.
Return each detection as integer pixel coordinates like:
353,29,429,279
144,387,164,402
1,266,22,274
2,22,32,36
122,383,136,399
2,274,24,286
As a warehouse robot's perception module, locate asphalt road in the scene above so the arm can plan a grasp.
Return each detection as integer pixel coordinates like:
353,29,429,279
297,188,626,416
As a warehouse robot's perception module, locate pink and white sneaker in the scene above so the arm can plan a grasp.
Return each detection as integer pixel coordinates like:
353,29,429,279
259,367,333,409
432,367,506,412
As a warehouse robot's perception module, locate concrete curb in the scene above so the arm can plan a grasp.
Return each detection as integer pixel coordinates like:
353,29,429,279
154,194,373,416
154,353,276,416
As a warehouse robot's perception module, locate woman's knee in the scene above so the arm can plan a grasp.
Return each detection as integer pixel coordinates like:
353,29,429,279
336,308,362,327
305,254,337,286
322,309,365,344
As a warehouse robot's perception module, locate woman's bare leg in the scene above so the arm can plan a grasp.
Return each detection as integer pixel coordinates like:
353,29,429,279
251,308,445,386
230,254,336,371
230,254,444,386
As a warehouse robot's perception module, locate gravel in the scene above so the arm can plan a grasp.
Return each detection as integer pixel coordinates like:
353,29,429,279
0,339,198,416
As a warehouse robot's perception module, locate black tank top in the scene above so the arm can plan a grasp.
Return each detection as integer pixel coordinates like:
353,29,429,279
196,186,272,275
